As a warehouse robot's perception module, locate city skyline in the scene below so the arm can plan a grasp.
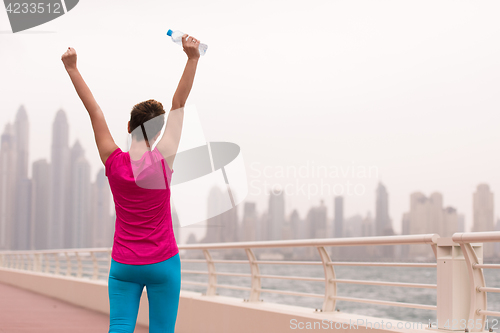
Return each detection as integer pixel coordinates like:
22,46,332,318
2,1,500,236
1,105,500,251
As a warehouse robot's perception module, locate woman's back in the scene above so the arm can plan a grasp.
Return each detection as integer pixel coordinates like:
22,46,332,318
105,146,178,265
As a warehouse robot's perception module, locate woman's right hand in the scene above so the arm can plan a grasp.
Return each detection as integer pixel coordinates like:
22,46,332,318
181,34,200,60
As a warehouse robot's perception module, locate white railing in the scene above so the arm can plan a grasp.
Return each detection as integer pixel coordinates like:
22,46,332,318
4,233,500,331
179,234,439,312
0,234,438,314
452,231,500,326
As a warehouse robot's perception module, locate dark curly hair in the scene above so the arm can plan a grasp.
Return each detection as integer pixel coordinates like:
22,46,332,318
129,99,166,142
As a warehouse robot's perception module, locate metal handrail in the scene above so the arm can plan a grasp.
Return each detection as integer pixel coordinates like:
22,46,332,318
452,231,500,328
0,234,440,313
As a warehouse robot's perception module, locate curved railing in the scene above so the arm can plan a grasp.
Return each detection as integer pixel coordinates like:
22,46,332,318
452,231,500,328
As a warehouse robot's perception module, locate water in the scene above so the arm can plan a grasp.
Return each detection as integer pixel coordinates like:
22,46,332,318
180,260,500,324
167,29,208,56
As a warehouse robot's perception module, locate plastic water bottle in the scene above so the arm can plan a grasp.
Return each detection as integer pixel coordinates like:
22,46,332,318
167,29,208,56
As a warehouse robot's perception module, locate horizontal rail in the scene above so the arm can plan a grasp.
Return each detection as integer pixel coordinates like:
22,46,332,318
178,234,439,250
181,270,208,275
181,281,208,287
474,264,500,269
477,287,500,293
256,260,322,265
209,260,249,264
330,295,437,311
477,309,500,317
452,231,500,243
328,262,436,268
214,284,251,291
0,247,111,255
331,278,437,289
258,274,324,282
257,288,324,298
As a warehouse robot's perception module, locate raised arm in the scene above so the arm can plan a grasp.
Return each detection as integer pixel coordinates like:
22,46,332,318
61,47,118,165
157,34,201,169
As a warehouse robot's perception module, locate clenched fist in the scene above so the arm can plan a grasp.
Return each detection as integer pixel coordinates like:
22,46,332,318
61,47,77,71
181,34,200,60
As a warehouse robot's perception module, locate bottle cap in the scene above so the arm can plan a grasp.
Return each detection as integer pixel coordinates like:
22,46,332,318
166,29,173,36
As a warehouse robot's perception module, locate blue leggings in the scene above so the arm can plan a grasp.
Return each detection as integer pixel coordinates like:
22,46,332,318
108,253,181,333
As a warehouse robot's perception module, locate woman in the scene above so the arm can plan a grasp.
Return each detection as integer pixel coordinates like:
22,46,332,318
61,34,201,333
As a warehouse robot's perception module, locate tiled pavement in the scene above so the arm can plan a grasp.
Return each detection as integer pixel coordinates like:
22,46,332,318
0,282,149,333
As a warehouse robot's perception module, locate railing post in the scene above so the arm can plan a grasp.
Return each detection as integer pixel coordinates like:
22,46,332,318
245,248,261,302
317,246,336,312
203,249,217,296
65,252,71,276
54,253,60,275
91,252,98,280
75,252,82,278
459,242,486,331
43,253,49,273
437,237,485,331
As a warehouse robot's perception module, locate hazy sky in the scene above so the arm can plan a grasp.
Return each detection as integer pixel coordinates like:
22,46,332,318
1,0,500,243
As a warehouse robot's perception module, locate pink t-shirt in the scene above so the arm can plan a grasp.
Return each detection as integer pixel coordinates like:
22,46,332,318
105,146,179,265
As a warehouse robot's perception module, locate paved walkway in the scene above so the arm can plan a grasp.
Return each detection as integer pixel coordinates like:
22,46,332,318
0,282,149,333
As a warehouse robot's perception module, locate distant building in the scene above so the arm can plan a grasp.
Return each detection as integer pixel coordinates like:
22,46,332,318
289,209,302,239
333,196,343,238
50,109,70,249
14,106,31,250
91,168,113,248
68,141,89,248
203,186,239,245
404,192,460,258
31,159,51,249
457,214,465,233
473,184,494,257
307,200,327,239
268,187,285,240
375,182,392,236
242,202,258,241
0,123,16,250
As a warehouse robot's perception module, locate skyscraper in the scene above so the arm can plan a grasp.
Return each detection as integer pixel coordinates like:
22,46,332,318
473,184,494,257
305,201,327,258
289,209,302,239
405,191,460,257
50,109,70,249
375,182,392,236
14,106,29,179
333,196,343,238
67,140,91,248
242,202,257,241
31,159,51,249
0,123,16,250
203,186,239,245
70,152,91,248
13,106,31,250
306,200,327,239
268,187,285,240
91,168,113,248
